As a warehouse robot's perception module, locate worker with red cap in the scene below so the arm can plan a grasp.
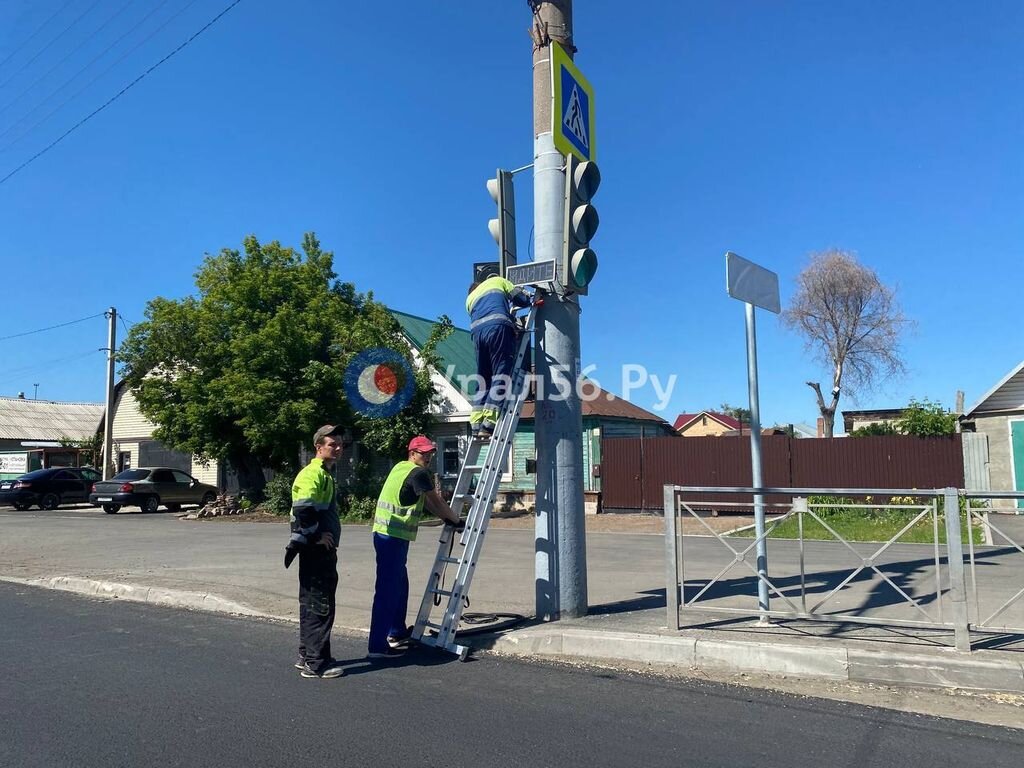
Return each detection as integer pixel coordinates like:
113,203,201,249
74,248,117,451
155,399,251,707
368,435,462,658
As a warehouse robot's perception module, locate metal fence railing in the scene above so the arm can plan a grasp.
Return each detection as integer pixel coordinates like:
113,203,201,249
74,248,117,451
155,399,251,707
664,486,1024,652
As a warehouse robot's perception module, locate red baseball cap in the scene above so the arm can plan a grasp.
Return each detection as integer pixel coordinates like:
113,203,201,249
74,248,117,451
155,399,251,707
408,435,437,453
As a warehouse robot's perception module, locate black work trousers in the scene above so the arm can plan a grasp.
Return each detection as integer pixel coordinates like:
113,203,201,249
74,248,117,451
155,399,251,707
297,545,338,673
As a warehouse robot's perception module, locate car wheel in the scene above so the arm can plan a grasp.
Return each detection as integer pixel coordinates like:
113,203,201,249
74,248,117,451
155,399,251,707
141,496,160,513
12,501,30,511
103,504,121,514
201,492,216,507
39,492,60,511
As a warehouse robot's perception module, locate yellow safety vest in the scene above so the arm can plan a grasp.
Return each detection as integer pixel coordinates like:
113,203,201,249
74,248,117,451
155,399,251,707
372,461,428,542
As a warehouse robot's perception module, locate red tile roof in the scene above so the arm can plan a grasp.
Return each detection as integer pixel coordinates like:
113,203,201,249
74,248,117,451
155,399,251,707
521,380,671,424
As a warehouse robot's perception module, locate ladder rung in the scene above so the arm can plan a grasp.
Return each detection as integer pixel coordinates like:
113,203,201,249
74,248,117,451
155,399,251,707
439,556,461,564
430,588,454,597
464,464,485,471
423,621,443,630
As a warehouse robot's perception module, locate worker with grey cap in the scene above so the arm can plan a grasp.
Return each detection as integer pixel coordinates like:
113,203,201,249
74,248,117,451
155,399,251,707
286,423,348,678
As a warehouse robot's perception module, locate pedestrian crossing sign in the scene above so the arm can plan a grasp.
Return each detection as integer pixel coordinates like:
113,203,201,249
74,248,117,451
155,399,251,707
551,42,596,162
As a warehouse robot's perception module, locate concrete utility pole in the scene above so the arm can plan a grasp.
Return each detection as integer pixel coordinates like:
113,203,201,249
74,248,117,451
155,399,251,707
102,307,116,479
530,0,588,620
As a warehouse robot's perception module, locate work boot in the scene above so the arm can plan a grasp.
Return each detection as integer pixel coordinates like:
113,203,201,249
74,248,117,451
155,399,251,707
367,648,406,660
300,662,344,679
387,626,414,648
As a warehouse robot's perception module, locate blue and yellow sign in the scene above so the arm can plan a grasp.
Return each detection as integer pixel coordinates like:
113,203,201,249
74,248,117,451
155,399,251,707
551,42,596,162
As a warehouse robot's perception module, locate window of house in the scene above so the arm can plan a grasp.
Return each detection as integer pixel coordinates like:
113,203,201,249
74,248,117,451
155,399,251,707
439,438,461,478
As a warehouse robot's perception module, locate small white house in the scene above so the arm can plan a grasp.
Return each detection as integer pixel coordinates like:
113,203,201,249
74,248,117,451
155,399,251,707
108,381,220,486
961,360,1024,507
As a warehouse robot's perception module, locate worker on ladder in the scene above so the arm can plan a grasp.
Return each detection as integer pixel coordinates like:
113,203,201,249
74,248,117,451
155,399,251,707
466,275,533,439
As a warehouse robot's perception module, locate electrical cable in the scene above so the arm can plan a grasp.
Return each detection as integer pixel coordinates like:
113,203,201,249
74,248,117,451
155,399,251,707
0,0,77,71
0,0,103,91
0,312,105,342
0,0,137,120
0,0,181,148
0,0,243,186
0,349,100,385
429,524,528,639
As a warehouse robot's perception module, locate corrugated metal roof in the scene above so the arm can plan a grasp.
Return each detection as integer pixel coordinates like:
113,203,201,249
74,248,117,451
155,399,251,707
966,360,1024,416
0,396,104,441
390,310,477,388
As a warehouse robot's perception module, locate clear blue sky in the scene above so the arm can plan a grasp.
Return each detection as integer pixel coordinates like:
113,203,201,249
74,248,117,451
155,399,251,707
1,0,1021,431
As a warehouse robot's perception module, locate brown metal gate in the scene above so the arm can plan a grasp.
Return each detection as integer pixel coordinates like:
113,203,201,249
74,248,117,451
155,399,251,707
601,435,964,512
601,437,643,509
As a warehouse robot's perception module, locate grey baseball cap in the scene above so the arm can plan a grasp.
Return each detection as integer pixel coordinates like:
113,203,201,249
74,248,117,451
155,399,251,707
313,424,346,445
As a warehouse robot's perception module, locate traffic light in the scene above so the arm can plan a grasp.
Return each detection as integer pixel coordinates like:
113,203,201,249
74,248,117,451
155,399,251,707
561,154,600,295
486,169,516,278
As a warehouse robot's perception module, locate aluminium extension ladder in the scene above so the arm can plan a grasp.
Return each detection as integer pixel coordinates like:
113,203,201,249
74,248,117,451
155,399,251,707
411,303,537,659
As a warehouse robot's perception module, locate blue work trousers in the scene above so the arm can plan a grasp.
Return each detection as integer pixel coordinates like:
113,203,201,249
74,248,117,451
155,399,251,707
472,322,518,422
369,532,411,653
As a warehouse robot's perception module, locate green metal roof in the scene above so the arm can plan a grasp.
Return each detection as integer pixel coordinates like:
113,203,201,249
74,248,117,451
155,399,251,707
390,309,477,392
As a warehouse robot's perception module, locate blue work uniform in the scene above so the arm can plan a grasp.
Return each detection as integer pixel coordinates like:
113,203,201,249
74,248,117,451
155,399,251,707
465,276,532,432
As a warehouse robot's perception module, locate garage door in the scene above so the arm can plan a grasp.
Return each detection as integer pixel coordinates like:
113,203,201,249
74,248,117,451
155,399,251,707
138,441,191,473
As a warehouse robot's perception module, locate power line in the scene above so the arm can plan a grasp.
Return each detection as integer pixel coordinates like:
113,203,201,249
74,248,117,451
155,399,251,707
118,314,132,338
0,0,178,149
0,0,77,71
0,349,101,385
0,312,105,343
0,0,103,91
0,0,137,121
0,0,242,185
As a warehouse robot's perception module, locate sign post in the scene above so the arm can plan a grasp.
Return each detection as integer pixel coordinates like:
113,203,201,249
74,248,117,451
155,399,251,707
726,251,781,622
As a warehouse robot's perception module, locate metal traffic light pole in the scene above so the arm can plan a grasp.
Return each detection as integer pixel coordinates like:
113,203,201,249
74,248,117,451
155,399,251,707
530,0,588,620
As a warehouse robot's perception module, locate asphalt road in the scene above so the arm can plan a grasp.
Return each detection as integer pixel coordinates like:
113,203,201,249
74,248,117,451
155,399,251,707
1,583,1021,768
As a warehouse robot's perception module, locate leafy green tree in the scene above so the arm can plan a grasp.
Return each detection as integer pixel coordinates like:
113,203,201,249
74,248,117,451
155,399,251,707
717,402,751,426
848,421,899,437
118,233,451,498
895,398,958,437
847,399,956,437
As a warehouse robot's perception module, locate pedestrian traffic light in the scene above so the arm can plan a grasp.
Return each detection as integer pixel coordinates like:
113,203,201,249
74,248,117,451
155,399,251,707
561,155,599,295
486,169,516,278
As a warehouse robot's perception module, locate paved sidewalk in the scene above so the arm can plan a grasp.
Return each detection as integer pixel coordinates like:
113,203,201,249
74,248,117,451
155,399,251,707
1,508,1022,700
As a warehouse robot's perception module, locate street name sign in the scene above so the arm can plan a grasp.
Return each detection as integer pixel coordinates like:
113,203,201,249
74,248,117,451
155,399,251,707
726,251,781,314
551,42,596,162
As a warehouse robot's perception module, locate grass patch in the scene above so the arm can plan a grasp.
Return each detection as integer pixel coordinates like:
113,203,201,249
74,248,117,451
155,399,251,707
736,496,986,545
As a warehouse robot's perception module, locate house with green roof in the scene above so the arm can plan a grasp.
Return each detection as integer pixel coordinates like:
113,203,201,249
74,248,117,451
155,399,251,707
390,309,675,513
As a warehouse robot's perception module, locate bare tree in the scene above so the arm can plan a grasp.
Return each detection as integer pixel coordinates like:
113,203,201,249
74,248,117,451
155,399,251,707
782,249,908,438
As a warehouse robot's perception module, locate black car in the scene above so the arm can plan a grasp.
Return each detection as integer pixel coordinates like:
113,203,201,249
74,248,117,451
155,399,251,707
0,466,103,510
89,467,218,514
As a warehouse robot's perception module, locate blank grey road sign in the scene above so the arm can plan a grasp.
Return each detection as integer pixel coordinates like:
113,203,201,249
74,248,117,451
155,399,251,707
725,252,781,314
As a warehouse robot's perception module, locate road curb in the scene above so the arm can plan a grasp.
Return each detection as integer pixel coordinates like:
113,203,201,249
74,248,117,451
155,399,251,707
5,575,1023,695
0,575,277,620
487,627,1024,694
